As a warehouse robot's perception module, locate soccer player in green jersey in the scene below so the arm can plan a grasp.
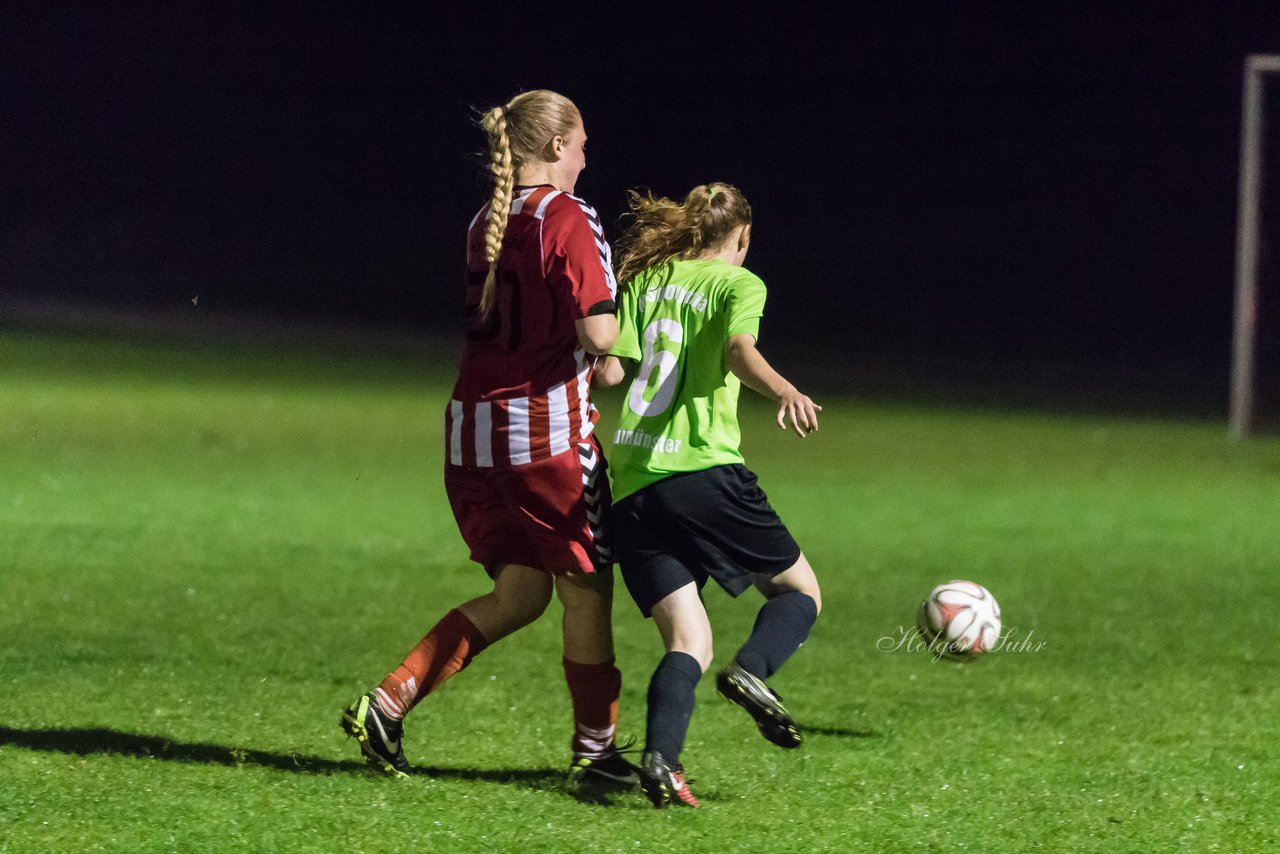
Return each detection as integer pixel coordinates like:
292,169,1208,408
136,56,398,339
595,182,823,808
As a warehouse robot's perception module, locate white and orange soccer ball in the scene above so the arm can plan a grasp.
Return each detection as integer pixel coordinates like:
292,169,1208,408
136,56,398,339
916,580,1002,661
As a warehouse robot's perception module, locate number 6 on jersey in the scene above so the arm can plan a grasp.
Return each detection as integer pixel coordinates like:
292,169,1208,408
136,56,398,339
627,319,684,417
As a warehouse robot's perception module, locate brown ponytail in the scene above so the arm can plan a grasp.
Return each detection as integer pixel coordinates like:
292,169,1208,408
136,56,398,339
613,182,752,288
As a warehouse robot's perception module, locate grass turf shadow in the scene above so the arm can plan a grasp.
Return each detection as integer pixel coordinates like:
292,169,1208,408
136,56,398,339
0,725,564,788
800,724,878,739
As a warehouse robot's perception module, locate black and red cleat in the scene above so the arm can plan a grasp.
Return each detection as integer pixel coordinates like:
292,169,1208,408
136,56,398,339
639,750,701,808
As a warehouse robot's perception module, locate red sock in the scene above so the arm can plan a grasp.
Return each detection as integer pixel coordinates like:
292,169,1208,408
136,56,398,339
563,657,621,760
375,609,489,719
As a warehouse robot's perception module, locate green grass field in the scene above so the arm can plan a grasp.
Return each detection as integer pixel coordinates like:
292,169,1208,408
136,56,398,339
2,321,1278,852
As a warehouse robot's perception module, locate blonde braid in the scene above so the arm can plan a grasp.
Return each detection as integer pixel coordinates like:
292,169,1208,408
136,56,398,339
479,105,516,316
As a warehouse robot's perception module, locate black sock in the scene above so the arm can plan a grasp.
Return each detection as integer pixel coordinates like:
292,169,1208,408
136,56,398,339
734,591,819,679
645,651,703,763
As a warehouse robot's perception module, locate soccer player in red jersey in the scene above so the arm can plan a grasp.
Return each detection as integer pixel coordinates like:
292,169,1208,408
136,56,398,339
340,90,637,787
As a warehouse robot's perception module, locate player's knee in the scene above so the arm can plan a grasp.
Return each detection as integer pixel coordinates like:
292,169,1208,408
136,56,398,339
678,645,713,674
789,584,821,617
496,584,552,626
510,599,550,630
770,564,822,615
554,571,612,607
764,582,822,615
669,635,713,672
697,645,713,673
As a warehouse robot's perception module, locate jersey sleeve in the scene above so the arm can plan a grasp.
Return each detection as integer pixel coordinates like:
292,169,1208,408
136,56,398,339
544,197,618,319
724,273,768,341
610,281,643,362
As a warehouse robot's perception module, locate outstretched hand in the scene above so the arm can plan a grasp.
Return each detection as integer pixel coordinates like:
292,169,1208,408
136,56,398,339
777,389,822,437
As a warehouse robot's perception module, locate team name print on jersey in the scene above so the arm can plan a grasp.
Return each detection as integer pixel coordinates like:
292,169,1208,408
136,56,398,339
614,428,682,453
640,284,708,313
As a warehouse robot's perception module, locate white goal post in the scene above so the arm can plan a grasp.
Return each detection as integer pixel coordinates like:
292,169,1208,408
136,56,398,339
1230,54,1280,440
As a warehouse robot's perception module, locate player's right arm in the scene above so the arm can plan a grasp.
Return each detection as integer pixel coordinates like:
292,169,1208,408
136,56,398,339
592,355,628,388
545,196,619,355
726,333,822,437
595,274,641,388
576,315,619,355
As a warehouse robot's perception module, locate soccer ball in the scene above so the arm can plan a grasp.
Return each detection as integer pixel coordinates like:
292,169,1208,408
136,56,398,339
916,580,1002,661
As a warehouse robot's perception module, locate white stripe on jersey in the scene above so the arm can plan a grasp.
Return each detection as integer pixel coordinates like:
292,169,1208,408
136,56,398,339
449,400,464,466
568,195,618,298
532,190,561,220
473,401,493,467
507,397,532,465
601,242,617,298
509,187,535,216
577,365,593,439
509,186,561,218
473,187,537,229
515,186,539,215
548,383,572,456
579,442,597,485
571,348,592,440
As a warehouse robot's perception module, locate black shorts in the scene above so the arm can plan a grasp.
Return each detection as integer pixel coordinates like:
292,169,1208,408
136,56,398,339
614,464,802,617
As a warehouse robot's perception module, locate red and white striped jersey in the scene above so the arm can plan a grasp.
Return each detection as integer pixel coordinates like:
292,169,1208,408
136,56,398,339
447,185,617,468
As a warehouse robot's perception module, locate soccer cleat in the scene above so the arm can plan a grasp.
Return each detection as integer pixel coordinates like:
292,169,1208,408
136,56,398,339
639,750,701,808
339,692,411,778
568,747,642,788
715,662,802,749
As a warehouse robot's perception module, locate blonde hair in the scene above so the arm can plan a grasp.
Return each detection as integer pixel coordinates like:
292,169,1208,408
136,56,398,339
613,182,752,288
476,90,582,315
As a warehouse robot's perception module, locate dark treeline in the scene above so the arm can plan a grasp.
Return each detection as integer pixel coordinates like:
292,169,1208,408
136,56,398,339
3,3,1279,385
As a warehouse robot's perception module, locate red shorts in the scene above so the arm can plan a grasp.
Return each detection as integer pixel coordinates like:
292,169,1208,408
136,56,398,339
444,437,611,576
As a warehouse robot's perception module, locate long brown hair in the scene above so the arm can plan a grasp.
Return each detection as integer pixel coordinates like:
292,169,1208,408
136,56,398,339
476,90,581,315
612,182,752,288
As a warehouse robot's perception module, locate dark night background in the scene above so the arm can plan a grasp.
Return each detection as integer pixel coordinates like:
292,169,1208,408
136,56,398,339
3,3,1279,410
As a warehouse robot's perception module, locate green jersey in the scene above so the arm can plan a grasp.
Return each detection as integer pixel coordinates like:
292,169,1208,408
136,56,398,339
608,258,767,501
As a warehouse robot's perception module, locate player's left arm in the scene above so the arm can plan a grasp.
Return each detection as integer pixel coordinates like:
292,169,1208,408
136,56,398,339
726,334,822,437
721,274,821,436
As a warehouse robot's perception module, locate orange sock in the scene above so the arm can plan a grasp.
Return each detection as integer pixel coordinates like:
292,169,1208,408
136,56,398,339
375,609,488,719
563,657,621,760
